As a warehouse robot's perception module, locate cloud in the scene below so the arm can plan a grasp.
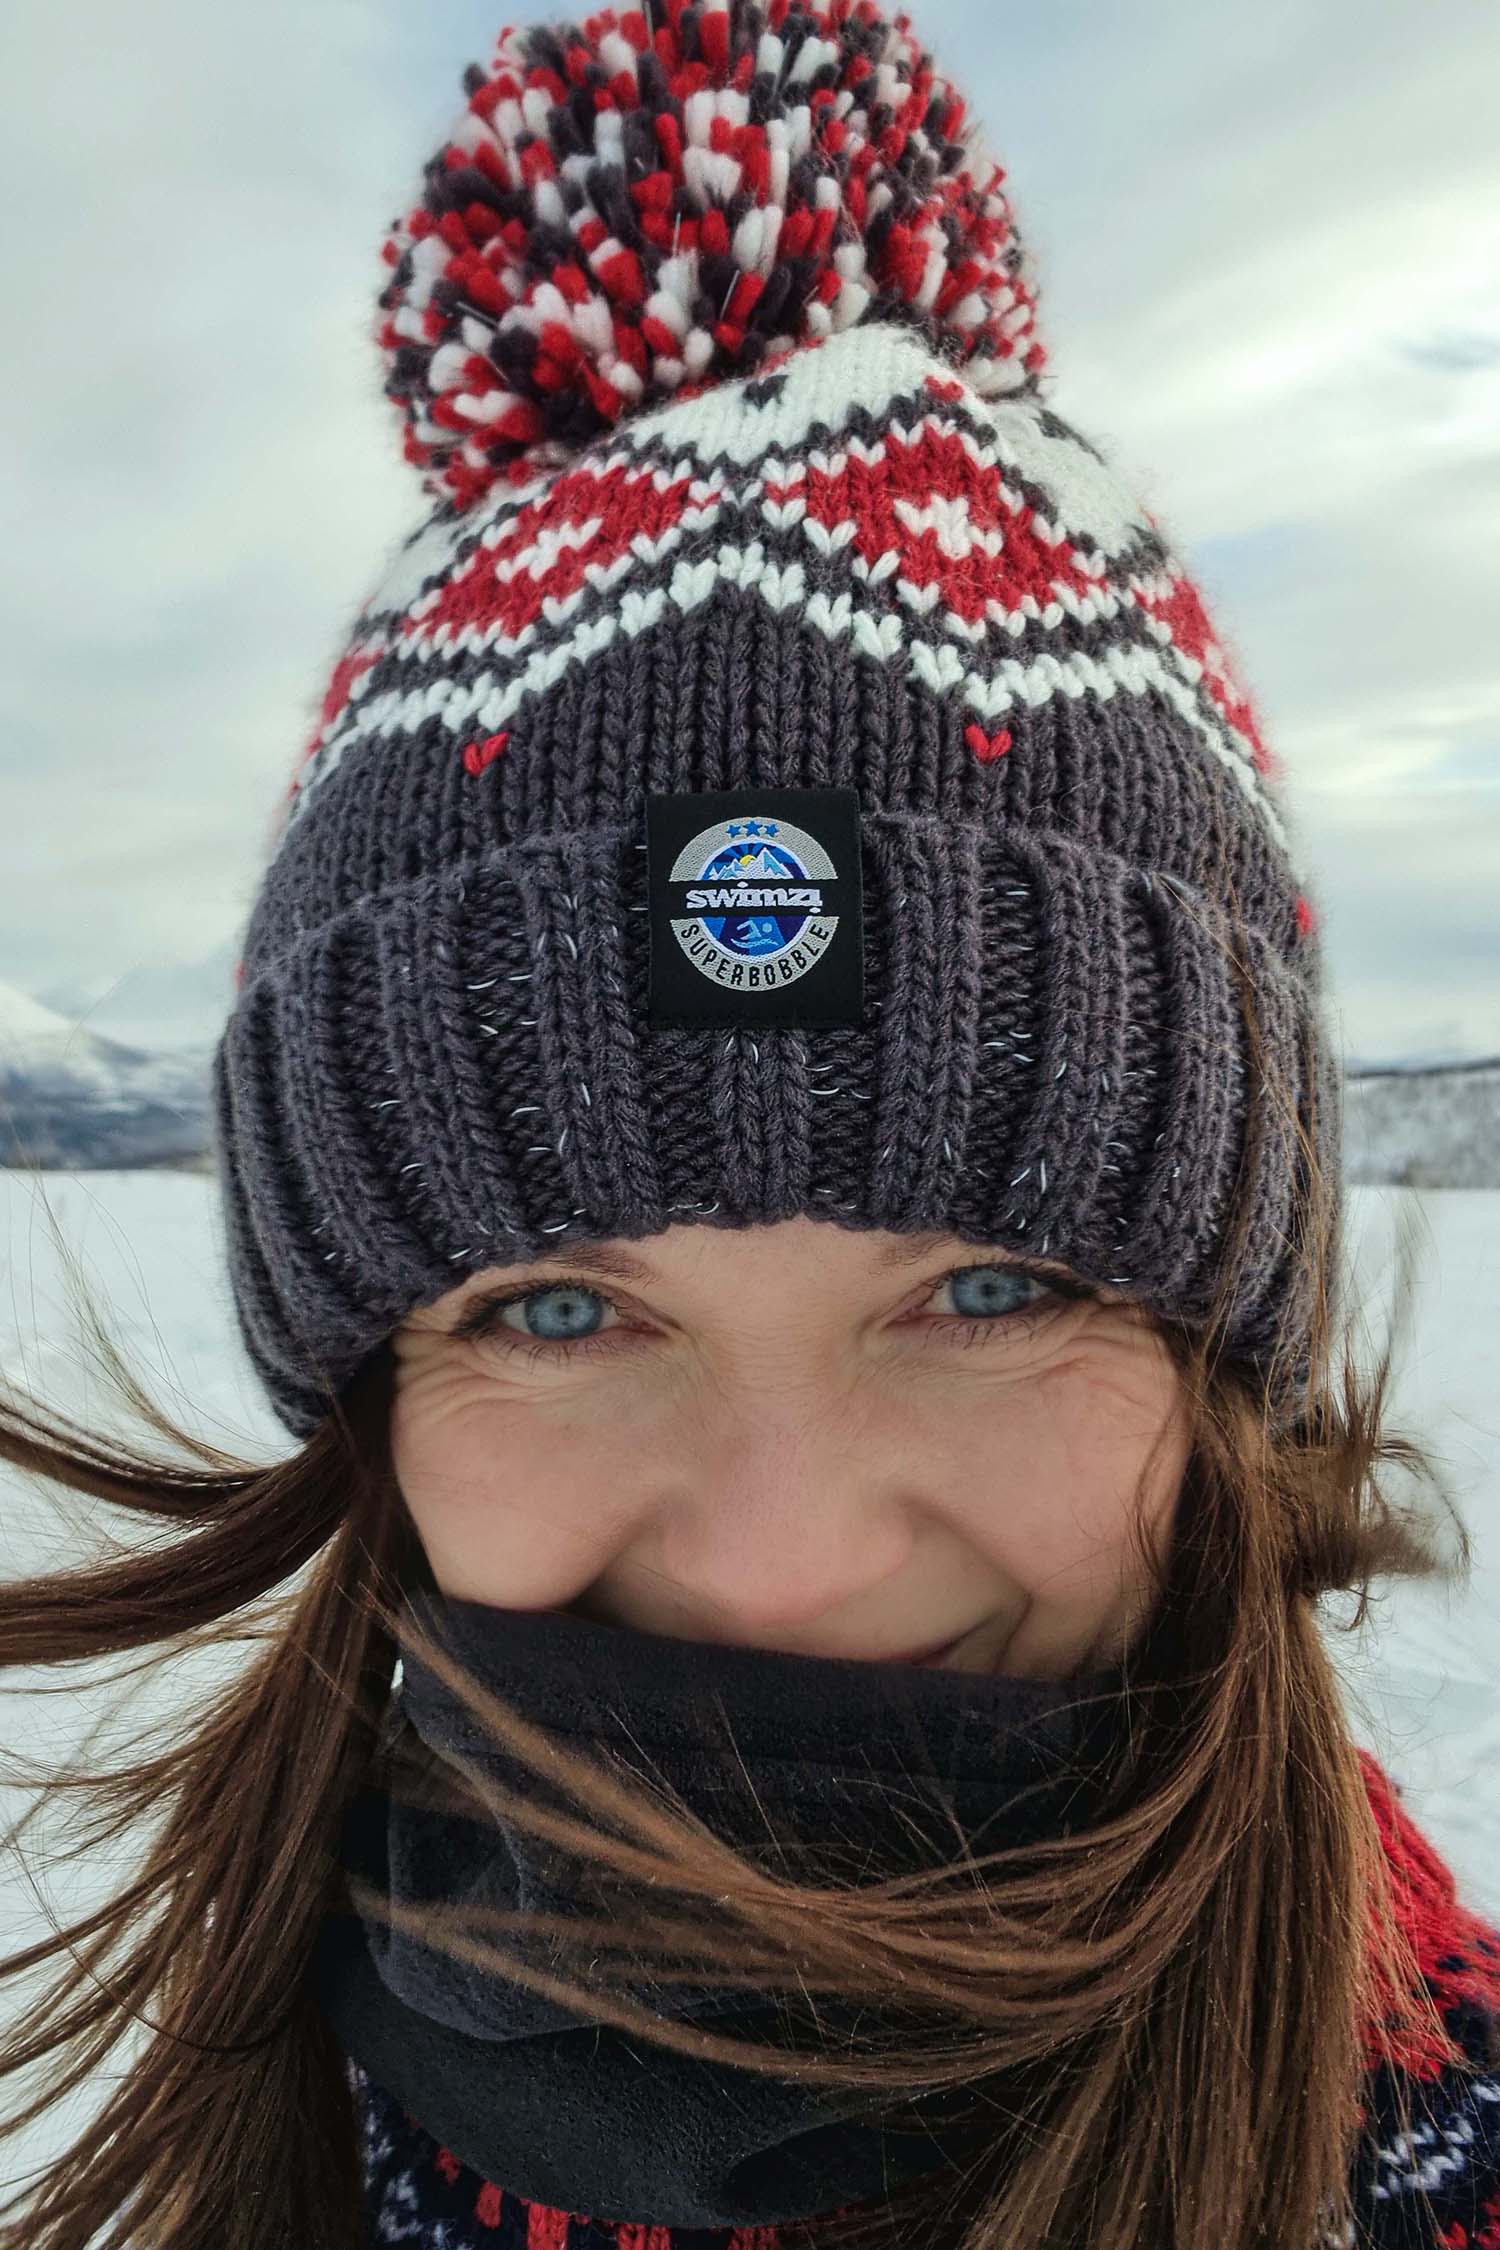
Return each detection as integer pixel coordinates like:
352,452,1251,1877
1399,331,1500,375
0,0,427,987
1302,784,1500,1061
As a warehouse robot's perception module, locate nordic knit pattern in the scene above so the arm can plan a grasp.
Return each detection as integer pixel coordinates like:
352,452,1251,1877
344,1753,1500,2248
210,4,1337,1444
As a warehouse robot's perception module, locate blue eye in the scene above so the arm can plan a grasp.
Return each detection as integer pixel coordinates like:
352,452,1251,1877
453,1258,1085,1367
943,1264,1050,1321
462,1282,616,1351
933,1263,1079,1350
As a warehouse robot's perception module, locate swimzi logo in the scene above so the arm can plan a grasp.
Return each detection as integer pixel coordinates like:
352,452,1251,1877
673,815,835,982
645,786,865,1027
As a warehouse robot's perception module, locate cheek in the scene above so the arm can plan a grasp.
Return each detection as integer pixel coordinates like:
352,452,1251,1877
390,1367,632,1597
943,1348,1188,1599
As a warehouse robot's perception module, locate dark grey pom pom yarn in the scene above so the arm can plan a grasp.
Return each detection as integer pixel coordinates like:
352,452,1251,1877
211,314,1338,1444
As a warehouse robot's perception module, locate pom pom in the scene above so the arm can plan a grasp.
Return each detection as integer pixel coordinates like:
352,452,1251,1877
375,1,1048,512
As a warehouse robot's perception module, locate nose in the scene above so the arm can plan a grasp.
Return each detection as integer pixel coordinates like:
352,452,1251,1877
647,1407,915,1638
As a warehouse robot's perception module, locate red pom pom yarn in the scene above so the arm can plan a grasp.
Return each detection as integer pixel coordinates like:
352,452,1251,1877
376,1,1049,513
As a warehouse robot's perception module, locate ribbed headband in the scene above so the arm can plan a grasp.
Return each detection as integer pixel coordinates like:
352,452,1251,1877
211,2,1339,1442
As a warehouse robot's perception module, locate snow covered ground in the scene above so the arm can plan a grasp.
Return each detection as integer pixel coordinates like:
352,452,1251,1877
1,1170,1497,1922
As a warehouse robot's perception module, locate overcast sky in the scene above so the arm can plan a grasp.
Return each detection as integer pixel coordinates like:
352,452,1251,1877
3,0,1496,1064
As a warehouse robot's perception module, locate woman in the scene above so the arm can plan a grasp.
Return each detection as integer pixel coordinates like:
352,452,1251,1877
2,4,1498,2246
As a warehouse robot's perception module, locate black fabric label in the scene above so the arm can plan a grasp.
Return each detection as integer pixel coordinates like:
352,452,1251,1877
645,786,865,1027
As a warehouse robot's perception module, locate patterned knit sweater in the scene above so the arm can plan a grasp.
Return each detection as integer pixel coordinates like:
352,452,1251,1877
346,1752,1500,2247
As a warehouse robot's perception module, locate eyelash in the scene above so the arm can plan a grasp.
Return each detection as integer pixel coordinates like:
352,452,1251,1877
453,1262,1092,1367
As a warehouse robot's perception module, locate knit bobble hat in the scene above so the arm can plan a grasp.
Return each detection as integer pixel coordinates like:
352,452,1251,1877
211,0,1339,1444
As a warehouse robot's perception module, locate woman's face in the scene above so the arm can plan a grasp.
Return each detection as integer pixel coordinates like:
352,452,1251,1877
390,1217,1190,1681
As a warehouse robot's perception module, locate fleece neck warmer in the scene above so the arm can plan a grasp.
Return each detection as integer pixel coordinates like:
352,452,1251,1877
312,1589,1129,2229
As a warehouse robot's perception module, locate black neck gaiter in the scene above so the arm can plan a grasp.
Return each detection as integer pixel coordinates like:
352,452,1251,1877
312,1590,1128,2231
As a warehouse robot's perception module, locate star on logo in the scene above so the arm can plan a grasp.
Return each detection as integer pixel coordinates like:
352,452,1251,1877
728,819,779,839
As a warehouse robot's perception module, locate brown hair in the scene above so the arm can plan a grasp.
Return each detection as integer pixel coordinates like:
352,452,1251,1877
0,963,1487,2250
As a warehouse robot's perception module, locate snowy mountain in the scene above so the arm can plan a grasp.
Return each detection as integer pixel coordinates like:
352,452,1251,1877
36,939,236,1056
733,847,793,878
0,978,211,1171
1345,1060,1500,1189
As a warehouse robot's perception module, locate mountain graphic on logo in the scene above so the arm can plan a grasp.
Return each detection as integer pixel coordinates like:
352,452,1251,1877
733,848,795,878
